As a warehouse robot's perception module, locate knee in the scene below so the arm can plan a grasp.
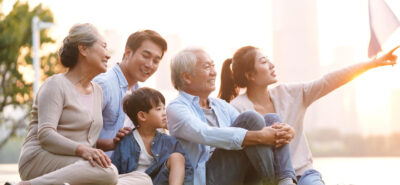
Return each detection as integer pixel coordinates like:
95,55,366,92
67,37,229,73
167,152,185,169
101,165,119,185
298,169,324,185
263,113,282,126
132,171,153,185
237,110,265,130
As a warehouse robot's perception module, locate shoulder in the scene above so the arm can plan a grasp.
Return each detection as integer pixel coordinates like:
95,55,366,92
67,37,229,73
39,74,66,94
231,94,249,105
209,97,231,107
230,94,253,112
270,83,304,97
158,132,181,146
167,95,190,109
93,69,118,90
92,82,103,98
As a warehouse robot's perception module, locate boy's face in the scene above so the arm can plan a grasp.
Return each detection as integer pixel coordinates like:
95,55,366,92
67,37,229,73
141,103,167,129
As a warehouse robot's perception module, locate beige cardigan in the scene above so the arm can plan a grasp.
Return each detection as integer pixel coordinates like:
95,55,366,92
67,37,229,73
231,62,372,176
19,74,103,170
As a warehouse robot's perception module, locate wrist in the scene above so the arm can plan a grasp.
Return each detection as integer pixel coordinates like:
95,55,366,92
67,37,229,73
75,144,84,156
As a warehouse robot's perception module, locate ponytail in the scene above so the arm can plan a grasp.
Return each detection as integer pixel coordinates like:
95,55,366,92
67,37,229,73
218,58,239,102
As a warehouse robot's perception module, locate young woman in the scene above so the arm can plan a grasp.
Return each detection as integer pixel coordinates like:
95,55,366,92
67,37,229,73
218,45,398,185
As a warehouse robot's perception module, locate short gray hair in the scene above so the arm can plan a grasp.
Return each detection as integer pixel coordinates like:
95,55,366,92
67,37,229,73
170,47,204,90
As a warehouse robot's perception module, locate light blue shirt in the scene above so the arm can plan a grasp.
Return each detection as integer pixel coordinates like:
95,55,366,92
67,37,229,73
93,64,138,156
166,91,247,185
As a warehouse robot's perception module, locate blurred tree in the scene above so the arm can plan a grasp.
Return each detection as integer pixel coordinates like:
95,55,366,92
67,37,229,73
0,0,65,149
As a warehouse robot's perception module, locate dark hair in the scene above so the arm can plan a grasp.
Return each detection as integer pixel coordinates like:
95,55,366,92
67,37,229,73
122,87,165,127
218,46,258,102
124,30,168,59
59,23,99,68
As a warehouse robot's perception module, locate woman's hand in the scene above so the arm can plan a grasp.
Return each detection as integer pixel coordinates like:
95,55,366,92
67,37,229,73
373,46,399,67
272,122,295,148
76,144,111,168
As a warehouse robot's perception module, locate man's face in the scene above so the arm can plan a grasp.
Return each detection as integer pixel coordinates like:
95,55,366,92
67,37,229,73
186,51,217,96
125,40,163,82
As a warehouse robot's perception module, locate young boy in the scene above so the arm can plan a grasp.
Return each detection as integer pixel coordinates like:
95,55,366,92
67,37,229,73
111,87,193,185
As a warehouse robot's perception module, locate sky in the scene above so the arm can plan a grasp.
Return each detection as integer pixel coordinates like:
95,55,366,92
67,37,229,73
2,0,400,135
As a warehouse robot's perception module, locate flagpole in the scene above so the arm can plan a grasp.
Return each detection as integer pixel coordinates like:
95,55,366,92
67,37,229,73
32,16,54,96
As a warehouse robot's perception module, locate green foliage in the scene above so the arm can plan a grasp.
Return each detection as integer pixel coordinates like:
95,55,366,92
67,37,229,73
0,1,63,148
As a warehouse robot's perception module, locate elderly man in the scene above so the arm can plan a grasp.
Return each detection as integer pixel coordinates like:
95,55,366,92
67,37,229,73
167,48,297,185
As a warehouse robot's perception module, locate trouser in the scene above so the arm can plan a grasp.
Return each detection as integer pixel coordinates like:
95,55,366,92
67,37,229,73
19,149,152,185
297,169,325,185
206,111,296,185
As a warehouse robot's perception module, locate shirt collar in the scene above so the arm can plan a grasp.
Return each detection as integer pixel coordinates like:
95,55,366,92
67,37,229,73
113,64,139,90
179,90,215,107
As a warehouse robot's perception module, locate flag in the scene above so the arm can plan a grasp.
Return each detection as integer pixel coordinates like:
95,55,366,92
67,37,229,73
368,0,400,58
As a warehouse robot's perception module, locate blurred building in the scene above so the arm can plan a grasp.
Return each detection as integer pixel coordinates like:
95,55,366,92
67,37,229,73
271,0,321,133
271,0,320,83
311,46,359,134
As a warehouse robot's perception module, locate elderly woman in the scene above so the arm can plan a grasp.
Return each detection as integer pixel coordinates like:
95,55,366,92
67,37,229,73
16,23,151,185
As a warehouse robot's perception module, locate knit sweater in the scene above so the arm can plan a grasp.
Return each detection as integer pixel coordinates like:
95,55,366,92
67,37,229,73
19,74,103,170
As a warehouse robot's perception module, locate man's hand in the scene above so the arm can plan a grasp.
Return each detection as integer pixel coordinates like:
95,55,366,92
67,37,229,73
257,127,276,146
272,122,295,148
113,127,132,144
96,127,132,151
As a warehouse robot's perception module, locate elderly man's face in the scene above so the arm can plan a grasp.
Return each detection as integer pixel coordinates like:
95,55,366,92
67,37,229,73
187,51,216,96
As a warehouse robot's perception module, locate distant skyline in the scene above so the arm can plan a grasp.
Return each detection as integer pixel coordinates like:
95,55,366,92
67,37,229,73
2,0,400,135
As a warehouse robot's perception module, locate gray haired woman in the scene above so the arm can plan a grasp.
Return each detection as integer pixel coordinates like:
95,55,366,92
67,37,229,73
15,23,151,185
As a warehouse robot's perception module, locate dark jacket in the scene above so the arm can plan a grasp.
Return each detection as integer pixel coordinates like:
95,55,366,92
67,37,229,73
111,130,194,185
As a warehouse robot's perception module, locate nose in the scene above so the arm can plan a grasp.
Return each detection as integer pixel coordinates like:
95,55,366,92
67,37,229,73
268,61,275,69
144,59,154,69
105,50,111,60
210,66,217,76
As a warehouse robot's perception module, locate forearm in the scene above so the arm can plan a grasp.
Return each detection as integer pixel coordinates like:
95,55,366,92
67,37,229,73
96,138,115,151
38,128,80,155
242,129,275,147
242,130,262,146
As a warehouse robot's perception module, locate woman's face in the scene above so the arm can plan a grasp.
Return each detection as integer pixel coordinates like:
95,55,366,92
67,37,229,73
85,35,110,73
248,50,277,87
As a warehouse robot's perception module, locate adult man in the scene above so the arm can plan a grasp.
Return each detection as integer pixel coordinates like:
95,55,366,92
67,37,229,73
93,30,167,156
167,48,297,185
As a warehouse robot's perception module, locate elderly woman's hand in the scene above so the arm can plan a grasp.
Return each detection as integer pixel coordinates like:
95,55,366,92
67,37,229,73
76,144,111,168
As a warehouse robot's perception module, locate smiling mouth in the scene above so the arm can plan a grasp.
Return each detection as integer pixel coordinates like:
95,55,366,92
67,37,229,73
140,68,150,75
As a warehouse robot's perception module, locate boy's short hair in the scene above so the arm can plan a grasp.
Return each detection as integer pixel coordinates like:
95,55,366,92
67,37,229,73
122,87,165,128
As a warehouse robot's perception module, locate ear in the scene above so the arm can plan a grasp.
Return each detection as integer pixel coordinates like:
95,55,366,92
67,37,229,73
78,44,88,57
181,72,192,86
137,111,147,122
123,48,133,60
245,71,256,82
